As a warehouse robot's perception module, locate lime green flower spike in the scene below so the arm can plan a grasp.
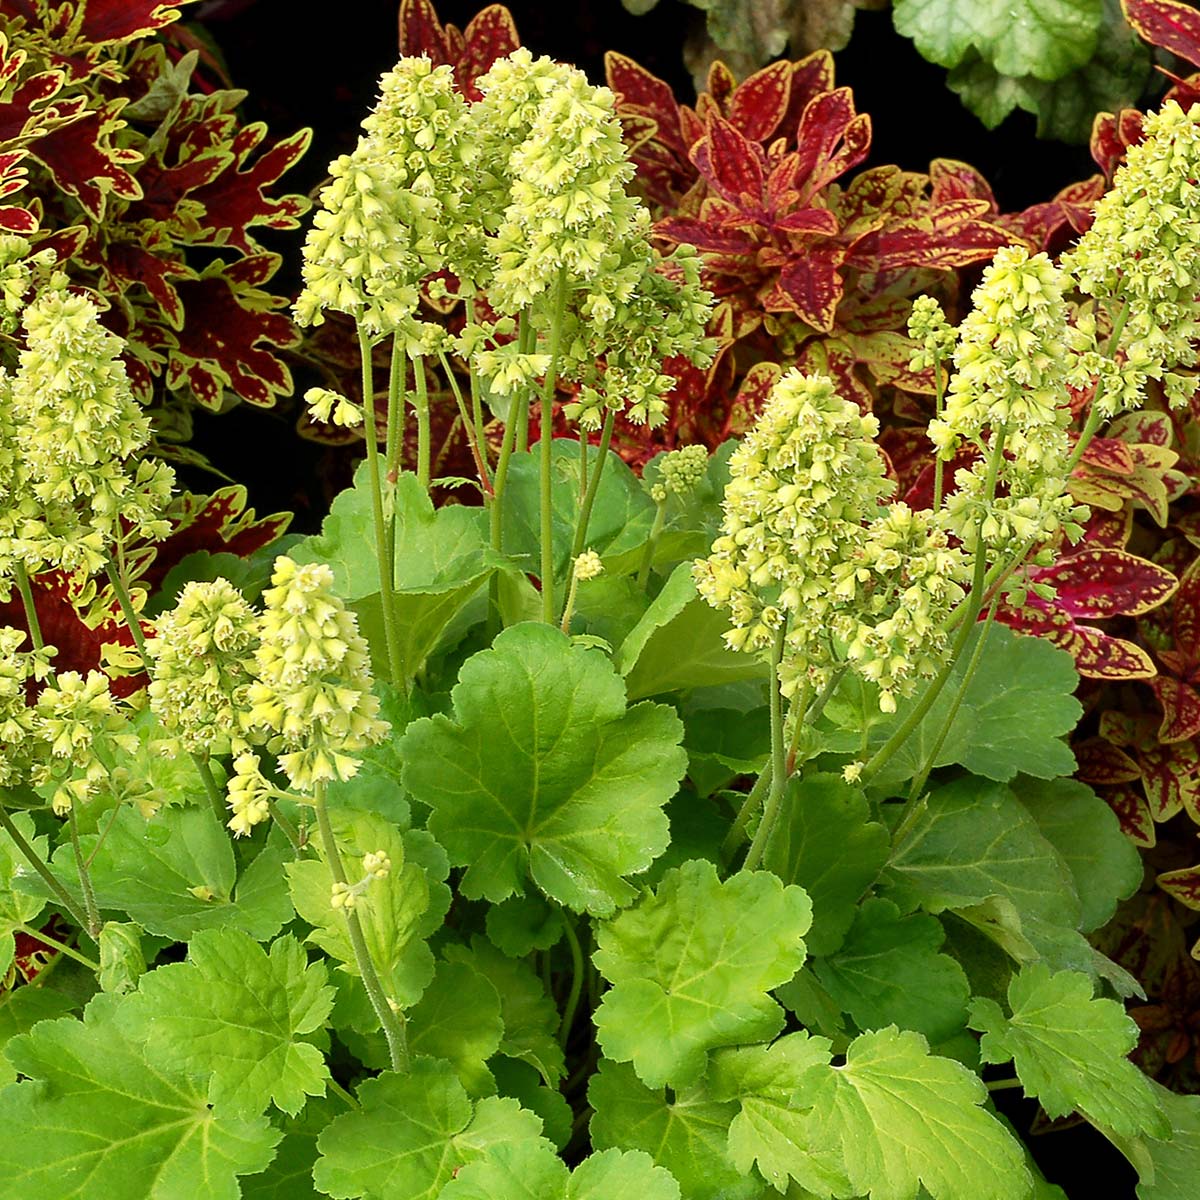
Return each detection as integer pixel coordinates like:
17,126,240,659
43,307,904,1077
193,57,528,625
146,579,261,757
1062,99,1200,415
246,556,388,792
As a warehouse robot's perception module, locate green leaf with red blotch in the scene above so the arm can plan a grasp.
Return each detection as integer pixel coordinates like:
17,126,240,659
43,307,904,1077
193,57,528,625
1124,0,1200,67
165,256,298,409
850,199,1011,273
1157,864,1200,911
1037,549,1177,621
1103,785,1156,846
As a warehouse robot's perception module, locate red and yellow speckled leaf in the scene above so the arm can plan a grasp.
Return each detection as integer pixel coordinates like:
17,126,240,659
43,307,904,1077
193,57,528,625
1150,676,1200,744
692,115,765,203
1124,0,1200,68
796,335,871,410
398,0,456,62
0,67,68,144
724,360,782,435
1104,785,1157,846
726,60,792,142
1075,738,1143,785
1036,549,1178,620
1157,864,1200,910
455,5,522,99
607,51,687,157
1080,435,1136,475
764,241,847,332
778,50,836,145
1139,740,1200,818
1170,560,1200,661
655,214,757,255
997,601,1157,679
775,207,839,234
853,202,1010,273
792,89,871,204
929,158,998,209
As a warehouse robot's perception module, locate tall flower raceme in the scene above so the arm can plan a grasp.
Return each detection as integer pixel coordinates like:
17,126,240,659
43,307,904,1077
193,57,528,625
1061,99,1200,418
691,370,969,711
929,246,1089,557
145,579,261,759
242,556,388,804
4,274,176,580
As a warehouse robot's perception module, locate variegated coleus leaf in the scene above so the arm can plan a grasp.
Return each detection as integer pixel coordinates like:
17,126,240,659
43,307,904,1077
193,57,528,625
1139,559,1200,744
164,255,298,409
397,0,520,101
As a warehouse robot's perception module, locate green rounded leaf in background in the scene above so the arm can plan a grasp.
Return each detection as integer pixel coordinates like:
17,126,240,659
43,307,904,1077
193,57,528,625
617,563,766,700
400,623,687,916
588,1058,760,1200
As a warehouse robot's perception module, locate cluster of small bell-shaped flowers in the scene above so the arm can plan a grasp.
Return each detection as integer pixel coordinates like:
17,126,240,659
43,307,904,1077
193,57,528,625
833,504,971,713
481,52,638,312
928,246,1086,556
32,669,138,815
560,234,716,430
694,371,893,692
650,443,709,504
243,556,389,794
226,752,273,838
0,236,53,336
145,579,262,757
907,295,957,373
0,626,54,789
1061,100,1200,416
304,386,364,429
5,275,175,578
295,57,475,346
331,849,391,911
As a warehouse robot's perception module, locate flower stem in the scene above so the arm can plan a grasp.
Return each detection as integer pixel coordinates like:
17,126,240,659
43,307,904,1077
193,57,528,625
68,807,101,939
560,571,583,636
386,338,406,481
13,562,44,653
328,1077,361,1109
0,804,90,934
558,914,585,1049
267,800,304,854
515,311,534,454
721,761,772,863
193,754,227,824
103,556,150,669
439,349,493,496
312,781,409,1072
413,354,432,490
743,625,788,872
14,923,99,972
567,409,616,569
357,326,405,689
539,270,571,624
635,499,667,590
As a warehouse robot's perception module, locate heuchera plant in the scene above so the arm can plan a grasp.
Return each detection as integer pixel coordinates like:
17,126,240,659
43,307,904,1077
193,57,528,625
5,25,1200,1200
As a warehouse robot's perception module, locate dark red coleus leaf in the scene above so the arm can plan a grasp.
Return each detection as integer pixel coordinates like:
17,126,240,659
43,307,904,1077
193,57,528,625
164,256,298,409
75,0,187,44
184,123,311,255
397,0,520,101
28,100,143,220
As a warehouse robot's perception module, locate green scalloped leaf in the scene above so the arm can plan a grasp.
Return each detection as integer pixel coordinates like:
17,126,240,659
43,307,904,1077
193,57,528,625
400,623,686,916
969,963,1168,1139
312,1057,547,1200
812,897,971,1042
791,1026,1032,1200
134,929,334,1117
593,860,811,1088
0,993,280,1200
292,466,500,684
588,1058,761,1200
